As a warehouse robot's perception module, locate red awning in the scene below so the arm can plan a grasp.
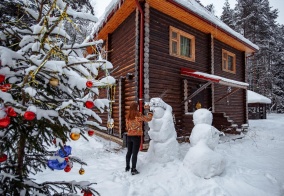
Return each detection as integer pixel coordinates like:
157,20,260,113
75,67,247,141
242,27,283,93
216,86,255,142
180,68,248,89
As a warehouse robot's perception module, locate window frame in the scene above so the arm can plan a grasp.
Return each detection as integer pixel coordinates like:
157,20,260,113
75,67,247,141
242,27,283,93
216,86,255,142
222,49,236,74
169,26,195,62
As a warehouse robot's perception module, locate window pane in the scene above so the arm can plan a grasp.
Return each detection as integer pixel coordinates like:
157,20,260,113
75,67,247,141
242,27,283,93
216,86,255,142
228,55,233,71
223,52,227,59
172,41,177,55
172,31,177,39
223,60,227,69
180,35,191,57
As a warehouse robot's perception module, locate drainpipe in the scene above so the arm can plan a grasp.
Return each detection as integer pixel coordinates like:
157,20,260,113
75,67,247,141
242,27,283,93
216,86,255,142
135,0,145,150
135,0,144,113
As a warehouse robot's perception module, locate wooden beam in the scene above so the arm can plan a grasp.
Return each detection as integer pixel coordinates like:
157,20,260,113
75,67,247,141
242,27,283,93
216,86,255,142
214,88,240,104
181,81,212,105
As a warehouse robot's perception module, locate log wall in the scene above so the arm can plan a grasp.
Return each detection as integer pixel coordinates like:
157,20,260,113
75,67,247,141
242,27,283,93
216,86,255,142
105,11,137,137
148,8,211,136
213,39,247,126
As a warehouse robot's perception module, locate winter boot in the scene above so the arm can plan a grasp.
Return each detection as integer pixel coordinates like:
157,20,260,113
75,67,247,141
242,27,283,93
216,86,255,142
131,168,139,175
125,166,130,172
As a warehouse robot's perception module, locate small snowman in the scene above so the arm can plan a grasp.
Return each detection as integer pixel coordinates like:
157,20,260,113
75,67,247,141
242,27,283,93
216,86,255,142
146,98,179,163
183,108,225,179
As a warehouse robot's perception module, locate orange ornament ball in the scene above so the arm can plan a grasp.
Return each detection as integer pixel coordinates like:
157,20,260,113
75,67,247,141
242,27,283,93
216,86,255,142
70,132,80,141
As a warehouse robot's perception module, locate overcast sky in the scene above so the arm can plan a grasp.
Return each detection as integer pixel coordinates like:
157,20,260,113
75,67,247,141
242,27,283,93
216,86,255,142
92,0,283,25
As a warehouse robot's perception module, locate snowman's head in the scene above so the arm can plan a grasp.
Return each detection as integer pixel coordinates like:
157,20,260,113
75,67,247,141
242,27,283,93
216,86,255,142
149,98,167,110
193,108,213,125
149,98,167,119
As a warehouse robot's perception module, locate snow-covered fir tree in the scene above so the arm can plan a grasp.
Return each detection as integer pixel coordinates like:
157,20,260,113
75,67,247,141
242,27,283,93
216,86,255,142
0,0,115,195
205,4,215,15
220,0,235,30
64,0,96,44
221,0,281,111
271,25,284,112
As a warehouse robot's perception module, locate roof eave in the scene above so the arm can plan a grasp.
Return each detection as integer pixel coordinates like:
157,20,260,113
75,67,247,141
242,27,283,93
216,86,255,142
166,0,258,52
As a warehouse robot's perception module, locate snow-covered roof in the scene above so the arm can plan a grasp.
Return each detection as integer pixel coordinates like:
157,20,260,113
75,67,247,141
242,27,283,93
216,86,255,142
93,0,258,51
247,90,271,104
173,0,259,51
181,68,249,89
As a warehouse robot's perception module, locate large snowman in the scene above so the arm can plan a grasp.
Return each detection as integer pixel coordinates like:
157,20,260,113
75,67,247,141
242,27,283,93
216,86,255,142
146,98,179,163
183,108,226,179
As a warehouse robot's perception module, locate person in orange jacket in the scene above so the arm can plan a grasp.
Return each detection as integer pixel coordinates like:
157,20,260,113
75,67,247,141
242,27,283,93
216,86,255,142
125,101,153,175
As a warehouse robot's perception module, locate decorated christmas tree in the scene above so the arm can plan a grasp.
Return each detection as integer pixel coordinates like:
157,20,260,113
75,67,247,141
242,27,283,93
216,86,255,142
0,0,115,195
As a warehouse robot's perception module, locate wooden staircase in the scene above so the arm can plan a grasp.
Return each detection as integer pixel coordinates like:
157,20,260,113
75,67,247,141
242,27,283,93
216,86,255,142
212,112,241,134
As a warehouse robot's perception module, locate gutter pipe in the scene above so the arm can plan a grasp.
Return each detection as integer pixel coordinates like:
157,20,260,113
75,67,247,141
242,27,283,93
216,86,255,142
135,0,145,150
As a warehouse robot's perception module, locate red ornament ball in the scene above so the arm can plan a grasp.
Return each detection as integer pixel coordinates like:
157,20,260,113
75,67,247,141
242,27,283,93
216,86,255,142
0,74,5,83
86,81,93,88
88,130,95,136
24,111,36,121
0,154,7,163
64,165,72,172
0,116,10,128
0,84,11,92
6,107,17,117
85,101,94,109
83,191,93,196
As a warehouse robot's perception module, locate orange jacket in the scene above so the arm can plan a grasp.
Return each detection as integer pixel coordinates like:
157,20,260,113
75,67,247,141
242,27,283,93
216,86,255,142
126,112,153,136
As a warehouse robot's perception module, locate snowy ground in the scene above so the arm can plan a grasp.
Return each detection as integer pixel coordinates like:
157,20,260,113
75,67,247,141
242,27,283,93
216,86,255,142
34,113,284,196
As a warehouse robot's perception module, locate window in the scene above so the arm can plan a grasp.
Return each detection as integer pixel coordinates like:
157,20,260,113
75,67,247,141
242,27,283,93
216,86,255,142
222,49,236,73
170,26,195,61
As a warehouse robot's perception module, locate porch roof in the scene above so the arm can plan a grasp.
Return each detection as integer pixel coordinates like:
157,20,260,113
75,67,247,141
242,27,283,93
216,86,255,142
247,90,271,104
180,68,249,89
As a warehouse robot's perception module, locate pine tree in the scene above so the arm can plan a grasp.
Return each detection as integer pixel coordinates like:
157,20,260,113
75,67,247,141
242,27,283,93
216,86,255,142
220,0,235,30
0,0,115,195
205,4,215,15
234,0,278,95
64,0,96,44
271,25,284,112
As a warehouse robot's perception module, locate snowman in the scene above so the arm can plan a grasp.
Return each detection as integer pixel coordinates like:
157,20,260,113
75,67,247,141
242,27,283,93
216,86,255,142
146,98,179,163
183,108,225,179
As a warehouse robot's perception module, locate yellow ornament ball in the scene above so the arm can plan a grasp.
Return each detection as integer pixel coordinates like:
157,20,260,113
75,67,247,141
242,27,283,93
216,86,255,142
79,168,85,175
49,77,59,87
70,132,80,141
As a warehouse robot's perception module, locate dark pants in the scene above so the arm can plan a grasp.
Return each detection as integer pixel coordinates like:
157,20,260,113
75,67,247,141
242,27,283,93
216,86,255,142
126,136,141,169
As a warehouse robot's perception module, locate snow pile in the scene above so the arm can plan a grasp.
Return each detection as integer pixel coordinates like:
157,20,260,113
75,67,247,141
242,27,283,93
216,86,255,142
147,98,179,163
33,113,284,196
248,90,271,104
183,108,225,178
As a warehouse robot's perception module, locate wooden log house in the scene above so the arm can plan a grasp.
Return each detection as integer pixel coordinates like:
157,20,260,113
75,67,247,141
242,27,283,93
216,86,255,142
93,0,259,145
